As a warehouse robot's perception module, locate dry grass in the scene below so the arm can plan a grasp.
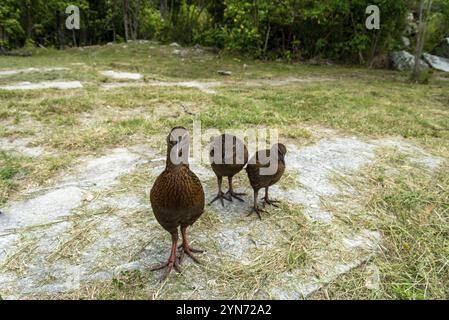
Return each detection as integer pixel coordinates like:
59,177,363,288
312,149,449,299
1,43,448,300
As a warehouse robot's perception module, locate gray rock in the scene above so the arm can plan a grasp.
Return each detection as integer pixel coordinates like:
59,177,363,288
217,70,232,76
0,81,83,91
190,44,204,55
169,42,181,48
423,53,449,72
391,50,429,71
0,135,442,299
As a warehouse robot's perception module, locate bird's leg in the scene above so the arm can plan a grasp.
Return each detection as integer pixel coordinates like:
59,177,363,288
225,176,246,202
262,187,280,207
178,226,203,265
209,176,231,206
247,189,265,220
150,232,182,281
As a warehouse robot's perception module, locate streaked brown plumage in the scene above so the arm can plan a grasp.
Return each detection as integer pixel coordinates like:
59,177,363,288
209,134,248,206
150,127,205,280
246,143,287,219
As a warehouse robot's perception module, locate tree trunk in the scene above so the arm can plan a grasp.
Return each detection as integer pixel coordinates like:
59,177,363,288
25,1,33,40
72,29,77,47
263,22,271,53
131,0,141,40
253,0,259,28
0,26,6,49
170,0,175,22
122,0,130,42
189,4,206,43
412,0,433,81
281,29,285,51
81,10,87,47
369,30,380,67
56,10,65,50
160,0,168,21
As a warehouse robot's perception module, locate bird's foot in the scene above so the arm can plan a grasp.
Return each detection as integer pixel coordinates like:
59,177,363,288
247,206,265,220
209,192,231,207
179,245,204,265
226,190,246,202
262,197,280,208
150,259,182,281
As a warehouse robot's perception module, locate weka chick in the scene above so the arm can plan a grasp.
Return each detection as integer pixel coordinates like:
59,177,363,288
246,143,287,219
150,127,205,280
209,134,248,206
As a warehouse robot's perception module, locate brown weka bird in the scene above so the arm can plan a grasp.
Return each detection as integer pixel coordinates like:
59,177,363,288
246,143,287,219
209,134,248,206
150,127,205,280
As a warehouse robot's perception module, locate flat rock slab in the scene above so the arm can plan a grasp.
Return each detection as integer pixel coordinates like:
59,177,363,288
99,70,142,80
244,77,336,86
100,78,335,94
152,81,220,94
101,80,220,94
423,53,449,72
273,137,376,222
0,68,68,77
0,135,442,299
0,137,46,157
0,147,154,235
0,81,83,91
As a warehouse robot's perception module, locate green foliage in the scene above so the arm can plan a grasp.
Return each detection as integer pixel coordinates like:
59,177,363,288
0,0,447,63
161,0,215,45
412,68,434,84
222,0,409,61
139,6,165,40
425,0,449,51
0,0,24,48
222,0,264,55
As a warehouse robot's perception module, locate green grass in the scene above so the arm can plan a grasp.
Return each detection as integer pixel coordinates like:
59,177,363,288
1,42,447,153
312,152,449,300
0,151,29,204
371,167,449,299
0,42,448,299
0,151,73,205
